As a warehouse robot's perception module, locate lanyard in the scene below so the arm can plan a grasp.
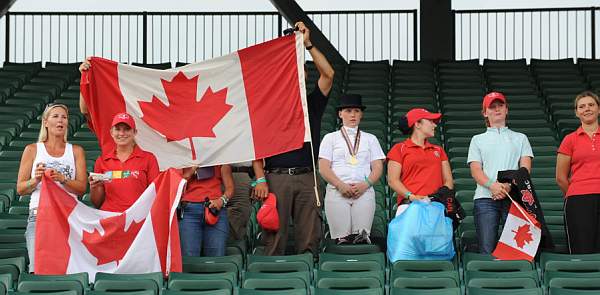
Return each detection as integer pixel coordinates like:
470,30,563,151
340,127,361,165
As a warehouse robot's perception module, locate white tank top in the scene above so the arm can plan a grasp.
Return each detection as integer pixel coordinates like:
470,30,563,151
29,142,76,209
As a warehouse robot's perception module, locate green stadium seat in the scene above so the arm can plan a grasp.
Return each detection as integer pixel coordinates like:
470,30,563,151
87,291,155,295
93,272,162,295
392,277,458,289
241,277,308,293
322,241,381,255
391,270,459,288
181,255,240,281
392,260,455,272
467,287,543,295
17,273,88,295
391,288,460,295
315,276,382,294
540,252,600,273
0,257,26,284
239,289,305,295
164,290,230,295
0,273,11,293
548,277,600,293
167,272,234,294
9,291,79,295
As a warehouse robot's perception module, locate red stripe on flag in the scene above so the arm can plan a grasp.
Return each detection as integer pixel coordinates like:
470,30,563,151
508,200,540,228
238,35,306,159
150,169,183,274
80,57,127,154
35,175,78,274
492,241,535,261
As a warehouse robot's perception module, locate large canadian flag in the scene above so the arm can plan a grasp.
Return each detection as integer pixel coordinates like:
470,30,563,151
81,33,309,169
35,169,185,280
492,200,542,261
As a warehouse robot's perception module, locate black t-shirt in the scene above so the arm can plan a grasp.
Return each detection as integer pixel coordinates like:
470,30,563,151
265,85,329,169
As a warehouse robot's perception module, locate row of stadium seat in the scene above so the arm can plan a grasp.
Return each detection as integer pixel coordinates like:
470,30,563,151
1,252,600,294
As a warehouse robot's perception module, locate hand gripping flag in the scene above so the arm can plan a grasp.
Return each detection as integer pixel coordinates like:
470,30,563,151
492,199,542,261
81,33,309,169
34,169,185,280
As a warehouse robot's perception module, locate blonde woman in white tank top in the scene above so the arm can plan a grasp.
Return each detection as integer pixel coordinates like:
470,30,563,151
16,104,88,272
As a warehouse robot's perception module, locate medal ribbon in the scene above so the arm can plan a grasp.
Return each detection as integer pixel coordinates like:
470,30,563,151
340,127,361,158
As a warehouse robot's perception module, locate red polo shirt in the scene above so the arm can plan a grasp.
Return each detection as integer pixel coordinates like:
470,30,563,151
558,126,600,197
387,139,448,203
94,145,160,212
182,166,223,202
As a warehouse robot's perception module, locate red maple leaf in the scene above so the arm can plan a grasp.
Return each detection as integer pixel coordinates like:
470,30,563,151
512,224,534,248
138,71,233,160
81,214,145,266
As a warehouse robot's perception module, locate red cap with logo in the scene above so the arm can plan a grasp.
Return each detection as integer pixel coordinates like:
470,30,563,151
257,193,280,232
111,112,136,129
482,92,507,109
204,207,219,225
406,108,442,127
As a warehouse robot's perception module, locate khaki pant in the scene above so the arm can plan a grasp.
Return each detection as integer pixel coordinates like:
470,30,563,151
262,172,322,255
324,185,375,239
227,172,252,241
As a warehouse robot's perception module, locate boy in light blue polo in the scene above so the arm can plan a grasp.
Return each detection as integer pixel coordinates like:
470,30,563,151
467,92,534,254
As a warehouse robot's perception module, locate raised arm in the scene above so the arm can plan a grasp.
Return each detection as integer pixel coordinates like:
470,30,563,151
78,57,92,116
295,21,334,96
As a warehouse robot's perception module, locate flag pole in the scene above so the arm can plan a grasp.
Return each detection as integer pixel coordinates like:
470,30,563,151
296,31,321,208
308,139,321,207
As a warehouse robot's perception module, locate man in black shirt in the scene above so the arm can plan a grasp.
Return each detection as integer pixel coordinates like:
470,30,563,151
262,21,335,256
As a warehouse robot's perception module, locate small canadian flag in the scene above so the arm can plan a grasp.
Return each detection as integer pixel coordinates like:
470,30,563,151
492,199,542,261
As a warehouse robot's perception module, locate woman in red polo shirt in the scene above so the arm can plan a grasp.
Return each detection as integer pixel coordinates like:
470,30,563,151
387,108,454,207
88,113,160,212
179,165,234,257
556,91,600,254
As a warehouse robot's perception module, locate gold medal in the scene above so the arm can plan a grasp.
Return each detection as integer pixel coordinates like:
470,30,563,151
349,156,358,165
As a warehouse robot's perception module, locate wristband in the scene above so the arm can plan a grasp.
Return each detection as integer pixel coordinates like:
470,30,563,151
220,195,229,207
404,191,413,199
251,177,267,188
484,179,494,188
26,179,33,189
364,176,373,187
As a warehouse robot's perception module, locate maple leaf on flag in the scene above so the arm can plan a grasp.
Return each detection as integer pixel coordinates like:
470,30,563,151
512,224,534,248
82,214,145,266
138,71,233,160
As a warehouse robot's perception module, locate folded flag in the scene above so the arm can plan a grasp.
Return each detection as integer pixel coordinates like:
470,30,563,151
492,199,541,261
35,169,185,280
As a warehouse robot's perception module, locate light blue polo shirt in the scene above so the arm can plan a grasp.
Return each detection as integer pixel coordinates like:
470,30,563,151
467,127,534,200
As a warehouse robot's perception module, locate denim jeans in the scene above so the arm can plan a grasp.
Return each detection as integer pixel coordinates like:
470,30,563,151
179,202,229,257
473,198,510,254
25,211,36,272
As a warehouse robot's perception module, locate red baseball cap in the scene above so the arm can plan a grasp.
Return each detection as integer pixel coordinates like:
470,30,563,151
482,92,507,109
111,112,136,129
204,207,219,225
406,108,442,127
257,193,280,232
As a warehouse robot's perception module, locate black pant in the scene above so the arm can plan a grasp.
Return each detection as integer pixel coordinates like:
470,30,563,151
565,194,600,254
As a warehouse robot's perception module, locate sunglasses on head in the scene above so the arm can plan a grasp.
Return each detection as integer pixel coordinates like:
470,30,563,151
44,103,69,111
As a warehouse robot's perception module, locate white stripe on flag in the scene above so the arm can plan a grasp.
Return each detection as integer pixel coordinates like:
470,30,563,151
498,206,542,257
117,53,255,169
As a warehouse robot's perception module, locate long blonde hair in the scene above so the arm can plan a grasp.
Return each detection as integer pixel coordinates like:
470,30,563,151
38,104,69,143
